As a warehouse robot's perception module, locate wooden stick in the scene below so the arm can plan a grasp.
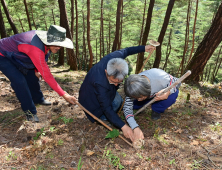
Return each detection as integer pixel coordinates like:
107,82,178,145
134,70,191,116
138,48,155,73
76,102,133,147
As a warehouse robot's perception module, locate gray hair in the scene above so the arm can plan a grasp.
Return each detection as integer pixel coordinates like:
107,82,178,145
124,74,151,98
106,58,128,80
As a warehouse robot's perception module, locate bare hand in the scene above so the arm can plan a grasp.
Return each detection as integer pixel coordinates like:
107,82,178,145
121,124,134,142
62,93,77,105
35,72,42,81
145,45,156,53
133,127,144,141
154,89,170,101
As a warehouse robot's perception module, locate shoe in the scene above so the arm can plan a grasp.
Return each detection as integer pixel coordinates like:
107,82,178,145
25,111,39,122
102,120,112,127
151,111,161,120
99,114,107,121
38,100,51,106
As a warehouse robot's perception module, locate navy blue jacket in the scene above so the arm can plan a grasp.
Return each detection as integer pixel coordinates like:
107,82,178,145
79,46,145,129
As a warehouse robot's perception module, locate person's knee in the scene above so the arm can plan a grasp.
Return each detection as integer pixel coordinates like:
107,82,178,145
11,77,27,90
112,92,123,112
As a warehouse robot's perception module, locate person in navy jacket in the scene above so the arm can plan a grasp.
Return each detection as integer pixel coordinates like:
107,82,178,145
79,45,155,142
0,25,77,122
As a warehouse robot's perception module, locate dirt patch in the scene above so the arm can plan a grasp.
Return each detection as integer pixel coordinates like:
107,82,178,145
0,64,222,170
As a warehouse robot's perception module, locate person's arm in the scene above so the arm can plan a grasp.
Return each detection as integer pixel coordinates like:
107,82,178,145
123,96,144,141
94,84,125,128
123,96,139,129
18,44,77,104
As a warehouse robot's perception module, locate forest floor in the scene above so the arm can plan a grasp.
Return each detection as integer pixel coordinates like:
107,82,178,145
0,63,222,170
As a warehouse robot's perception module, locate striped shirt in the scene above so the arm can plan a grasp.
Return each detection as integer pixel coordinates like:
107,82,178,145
123,68,180,129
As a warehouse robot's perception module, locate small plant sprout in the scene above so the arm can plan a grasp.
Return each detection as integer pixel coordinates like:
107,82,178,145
5,151,17,161
49,126,55,132
104,150,124,169
136,153,143,159
77,156,83,170
59,116,74,124
58,139,64,145
169,159,175,165
33,127,45,140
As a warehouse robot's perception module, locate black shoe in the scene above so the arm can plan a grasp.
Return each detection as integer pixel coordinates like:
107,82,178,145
151,111,161,120
38,100,51,106
25,112,39,122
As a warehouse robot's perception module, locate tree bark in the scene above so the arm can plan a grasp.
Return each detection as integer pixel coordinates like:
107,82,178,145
58,47,65,65
178,0,191,76
87,0,93,71
0,3,7,38
1,0,18,34
187,0,198,64
153,0,175,68
162,27,173,71
75,0,79,69
118,0,123,50
71,0,74,40
23,0,32,30
30,4,37,29
211,45,222,82
185,2,222,82
135,0,155,74
139,0,147,45
52,9,56,25
18,17,25,32
100,0,104,57
58,0,78,70
82,11,87,71
111,0,122,52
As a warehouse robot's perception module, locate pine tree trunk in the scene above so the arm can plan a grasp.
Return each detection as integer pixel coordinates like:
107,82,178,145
112,0,122,52
162,27,173,71
87,0,93,71
0,4,7,38
135,0,155,74
118,0,123,50
153,0,175,68
51,9,56,25
139,0,147,45
58,47,65,65
185,3,222,82
187,0,198,64
100,0,104,57
23,0,32,30
30,4,37,29
18,17,25,32
82,12,87,71
75,0,79,69
211,45,221,82
58,0,78,70
178,0,191,76
1,0,18,34
71,0,74,40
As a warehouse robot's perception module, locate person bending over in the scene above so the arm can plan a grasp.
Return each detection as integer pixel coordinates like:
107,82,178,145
123,68,180,142
79,45,155,142
0,25,77,122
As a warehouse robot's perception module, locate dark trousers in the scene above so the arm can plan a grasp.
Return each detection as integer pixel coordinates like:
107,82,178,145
133,90,179,113
0,56,44,115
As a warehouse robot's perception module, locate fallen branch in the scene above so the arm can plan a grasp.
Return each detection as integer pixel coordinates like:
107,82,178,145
76,102,133,147
197,151,222,162
134,70,191,116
